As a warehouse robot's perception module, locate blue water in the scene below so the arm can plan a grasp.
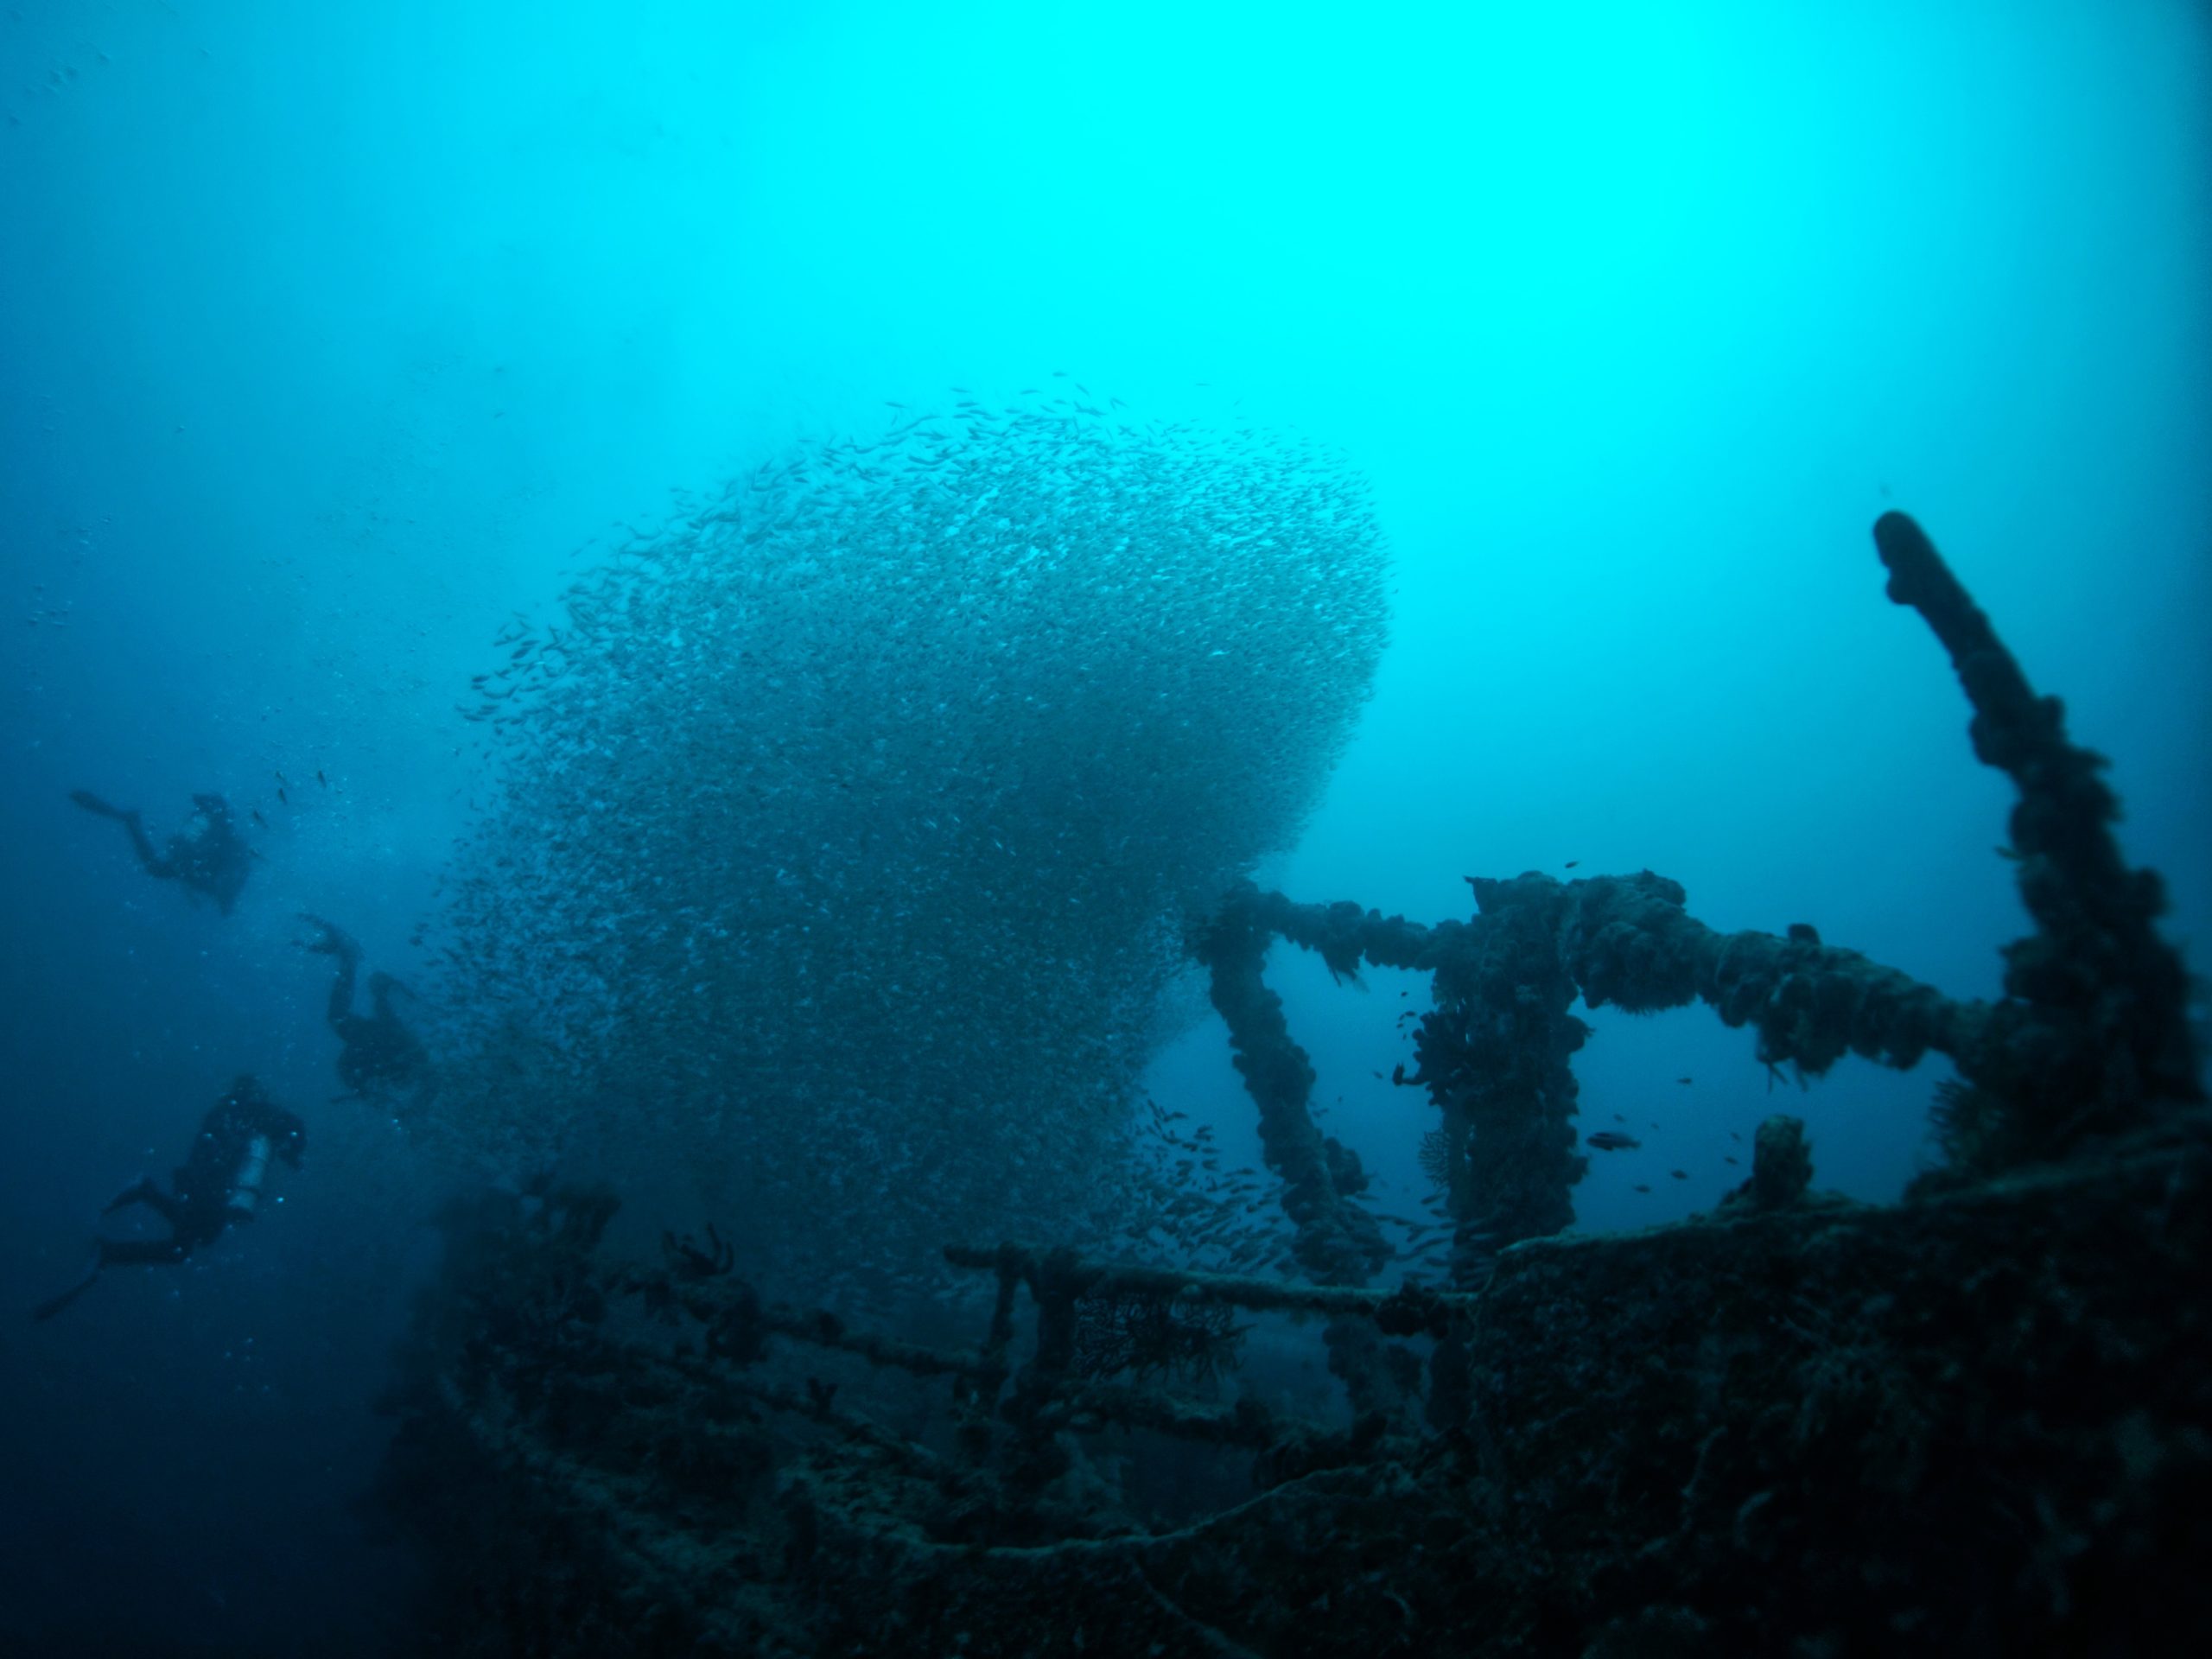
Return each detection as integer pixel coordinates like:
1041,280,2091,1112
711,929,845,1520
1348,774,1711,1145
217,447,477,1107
4,3,2208,1650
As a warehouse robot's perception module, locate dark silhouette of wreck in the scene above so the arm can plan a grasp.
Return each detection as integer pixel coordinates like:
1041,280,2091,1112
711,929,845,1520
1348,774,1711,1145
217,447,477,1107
373,512,2208,1656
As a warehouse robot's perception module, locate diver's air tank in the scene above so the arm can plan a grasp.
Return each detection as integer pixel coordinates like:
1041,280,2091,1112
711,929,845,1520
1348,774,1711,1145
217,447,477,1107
226,1135,271,1220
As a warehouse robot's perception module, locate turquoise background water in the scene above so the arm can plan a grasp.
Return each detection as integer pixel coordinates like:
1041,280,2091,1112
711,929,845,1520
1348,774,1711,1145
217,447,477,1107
3,3,2206,1650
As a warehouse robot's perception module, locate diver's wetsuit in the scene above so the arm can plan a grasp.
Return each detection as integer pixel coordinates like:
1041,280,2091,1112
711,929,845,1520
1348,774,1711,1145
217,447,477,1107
70,789,251,914
303,917,431,1101
33,1077,305,1319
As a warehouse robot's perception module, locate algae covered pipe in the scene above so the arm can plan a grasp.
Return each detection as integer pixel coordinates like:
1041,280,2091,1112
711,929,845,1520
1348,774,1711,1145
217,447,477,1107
1874,510,2202,1141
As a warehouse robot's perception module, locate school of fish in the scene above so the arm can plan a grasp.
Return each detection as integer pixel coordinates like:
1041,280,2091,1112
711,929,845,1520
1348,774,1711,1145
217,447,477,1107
422,386,1389,1308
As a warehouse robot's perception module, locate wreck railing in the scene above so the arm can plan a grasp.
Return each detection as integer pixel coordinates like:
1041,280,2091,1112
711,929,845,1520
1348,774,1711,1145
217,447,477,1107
607,1236,1477,1492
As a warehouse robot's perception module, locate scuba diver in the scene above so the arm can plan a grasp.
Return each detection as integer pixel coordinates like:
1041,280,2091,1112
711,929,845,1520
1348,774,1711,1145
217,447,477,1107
32,1075,307,1320
69,787,253,914
301,915,433,1105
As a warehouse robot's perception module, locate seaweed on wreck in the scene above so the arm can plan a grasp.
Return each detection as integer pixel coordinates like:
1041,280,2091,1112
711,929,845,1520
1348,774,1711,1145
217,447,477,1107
374,512,2210,1656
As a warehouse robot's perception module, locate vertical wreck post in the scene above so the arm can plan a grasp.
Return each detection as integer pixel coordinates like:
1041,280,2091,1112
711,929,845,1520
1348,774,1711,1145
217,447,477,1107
1192,888,1397,1411
1415,875,1592,1281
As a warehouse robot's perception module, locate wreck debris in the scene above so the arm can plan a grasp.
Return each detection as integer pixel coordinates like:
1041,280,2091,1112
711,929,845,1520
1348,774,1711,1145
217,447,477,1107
375,512,2208,1654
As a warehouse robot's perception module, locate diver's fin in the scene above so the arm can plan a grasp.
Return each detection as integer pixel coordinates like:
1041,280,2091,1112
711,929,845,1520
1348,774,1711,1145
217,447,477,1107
32,1264,101,1322
68,789,123,818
